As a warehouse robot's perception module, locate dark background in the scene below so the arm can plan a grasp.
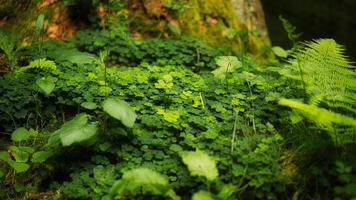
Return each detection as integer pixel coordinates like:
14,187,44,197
261,0,356,60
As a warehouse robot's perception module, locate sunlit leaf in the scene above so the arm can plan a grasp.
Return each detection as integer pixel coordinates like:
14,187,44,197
32,151,53,163
217,184,236,200
18,146,35,154
66,52,98,64
212,56,242,79
11,127,30,142
0,151,30,173
180,150,218,181
36,77,56,95
272,46,288,58
51,113,98,146
10,162,30,173
279,99,356,128
110,168,180,200
0,151,11,163
81,102,97,110
192,190,214,200
9,146,29,163
36,14,45,35
102,97,137,128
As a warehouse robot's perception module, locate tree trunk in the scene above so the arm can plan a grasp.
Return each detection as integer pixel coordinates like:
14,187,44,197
0,0,270,55
127,0,270,54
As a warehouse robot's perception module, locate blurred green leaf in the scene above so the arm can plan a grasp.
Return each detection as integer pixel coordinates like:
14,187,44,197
192,190,214,200
102,97,137,128
35,14,45,35
36,77,56,95
272,46,288,58
32,151,52,163
11,127,30,142
81,102,97,110
180,150,218,181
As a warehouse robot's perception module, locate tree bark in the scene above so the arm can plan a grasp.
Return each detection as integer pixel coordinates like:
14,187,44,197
127,0,270,54
0,0,270,55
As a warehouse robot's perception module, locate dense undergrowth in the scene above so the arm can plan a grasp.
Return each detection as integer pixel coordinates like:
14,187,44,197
1,11,356,200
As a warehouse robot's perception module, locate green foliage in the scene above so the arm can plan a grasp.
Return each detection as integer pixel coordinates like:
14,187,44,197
333,161,356,199
280,39,356,142
192,190,215,200
272,46,288,58
0,151,30,173
17,58,57,73
1,23,355,200
0,128,52,174
180,150,218,182
73,30,226,71
102,97,137,128
36,76,57,95
279,98,356,129
279,15,302,47
109,168,180,200
81,101,98,110
11,127,31,142
228,134,285,199
61,164,119,199
0,29,16,69
212,56,242,79
295,39,355,110
31,151,52,163
35,14,45,36
47,113,98,147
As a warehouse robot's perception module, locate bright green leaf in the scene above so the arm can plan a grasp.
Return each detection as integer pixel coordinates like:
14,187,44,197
110,168,180,200
81,102,97,110
35,14,45,35
192,190,215,200
32,151,53,163
279,98,356,128
28,128,38,137
60,123,98,146
11,127,30,142
0,151,30,173
169,144,183,153
180,150,218,181
272,46,288,58
217,184,235,200
51,113,99,146
9,146,29,163
0,151,11,163
66,52,98,64
10,162,30,173
18,146,35,154
36,77,56,95
212,56,242,79
102,97,137,128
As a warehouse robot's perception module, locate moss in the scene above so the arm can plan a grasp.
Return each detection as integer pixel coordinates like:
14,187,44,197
177,0,236,50
176,0,272,55
182,0,274,58
1,0,271,57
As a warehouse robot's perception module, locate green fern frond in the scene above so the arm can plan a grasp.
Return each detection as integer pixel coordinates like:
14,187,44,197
279,16,302,47
17,58,57,73
289,39,356,114
279,99,356,128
